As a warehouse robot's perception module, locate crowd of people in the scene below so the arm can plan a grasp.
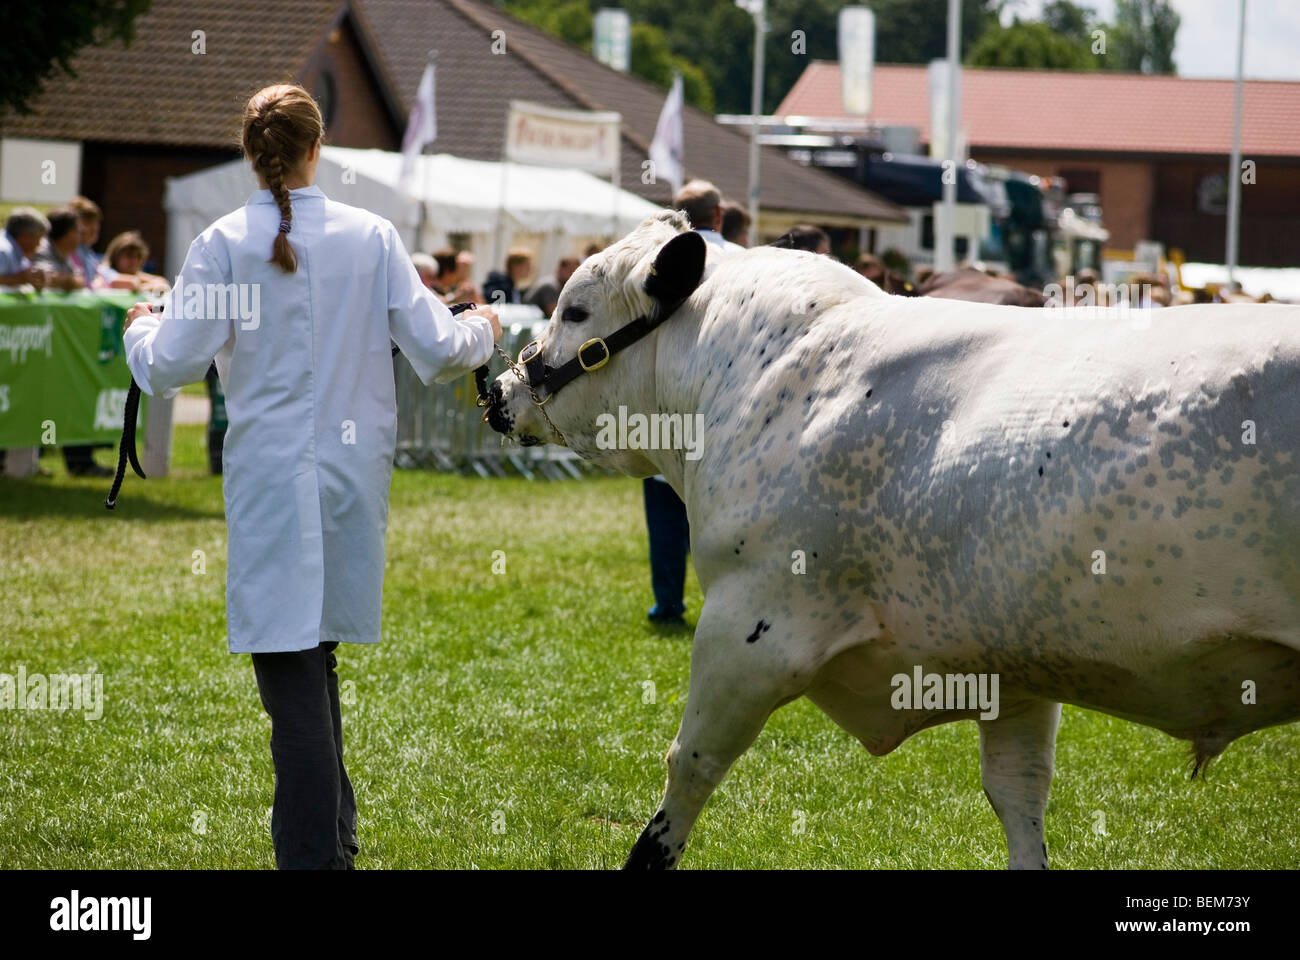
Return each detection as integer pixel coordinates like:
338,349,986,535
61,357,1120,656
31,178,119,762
0,197,174,478
0,198,169,296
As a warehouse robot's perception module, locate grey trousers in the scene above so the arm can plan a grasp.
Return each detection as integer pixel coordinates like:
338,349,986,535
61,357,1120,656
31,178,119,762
251,641,358,869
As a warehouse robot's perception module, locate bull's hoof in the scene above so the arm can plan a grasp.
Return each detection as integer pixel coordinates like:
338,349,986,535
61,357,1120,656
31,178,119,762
623,812,678,869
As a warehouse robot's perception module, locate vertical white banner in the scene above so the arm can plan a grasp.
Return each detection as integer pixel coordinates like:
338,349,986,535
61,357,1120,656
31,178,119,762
838,7,875,116
927,58,962,162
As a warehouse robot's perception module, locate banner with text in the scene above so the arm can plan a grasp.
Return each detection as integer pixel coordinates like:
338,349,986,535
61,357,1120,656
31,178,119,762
504,101,622,176
0,292,145,448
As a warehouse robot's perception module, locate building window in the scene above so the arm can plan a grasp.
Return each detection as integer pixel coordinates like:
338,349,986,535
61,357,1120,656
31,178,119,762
1058,168,1101,195
1197,173,1227,214
315,70,338,132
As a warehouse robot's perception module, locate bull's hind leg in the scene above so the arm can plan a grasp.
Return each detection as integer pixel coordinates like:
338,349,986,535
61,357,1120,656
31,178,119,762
978,698,1061,869
624,600,809,869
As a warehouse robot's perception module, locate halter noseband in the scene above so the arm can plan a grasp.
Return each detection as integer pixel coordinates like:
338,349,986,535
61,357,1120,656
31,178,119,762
509,229,709,406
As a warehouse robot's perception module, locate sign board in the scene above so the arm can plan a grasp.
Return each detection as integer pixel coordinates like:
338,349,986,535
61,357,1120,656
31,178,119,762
927,59,964,162
505,102,621,177
0,292,144,447
0,138,83,205
594,9,631,72
838,7,875,116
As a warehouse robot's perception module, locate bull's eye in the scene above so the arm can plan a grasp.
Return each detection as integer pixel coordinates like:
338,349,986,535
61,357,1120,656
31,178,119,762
561,305,589,324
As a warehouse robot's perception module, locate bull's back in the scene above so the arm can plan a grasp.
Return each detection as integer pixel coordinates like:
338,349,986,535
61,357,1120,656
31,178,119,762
696,293,1300,739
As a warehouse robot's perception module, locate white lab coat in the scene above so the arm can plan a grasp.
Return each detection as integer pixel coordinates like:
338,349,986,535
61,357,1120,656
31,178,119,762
125,184,493,653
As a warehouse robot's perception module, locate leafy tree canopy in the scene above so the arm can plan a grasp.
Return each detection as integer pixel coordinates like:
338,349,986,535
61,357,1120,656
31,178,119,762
0,0,152,116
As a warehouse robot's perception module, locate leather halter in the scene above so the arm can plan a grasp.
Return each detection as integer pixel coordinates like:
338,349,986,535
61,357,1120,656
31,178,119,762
515,284,689,405
513,230,708,405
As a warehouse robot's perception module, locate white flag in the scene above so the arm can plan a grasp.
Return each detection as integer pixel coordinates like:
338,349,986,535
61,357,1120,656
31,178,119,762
648,72,684,195
400,61,437,186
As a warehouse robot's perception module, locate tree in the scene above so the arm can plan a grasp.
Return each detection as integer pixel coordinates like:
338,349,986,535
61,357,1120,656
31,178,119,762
0,0,152,116
508,0,1006,117
1104,0,1180,74
966,20,1098,70
505,1,715,111
867,0,1005,66
1042,0,1096,45
630,23,714,113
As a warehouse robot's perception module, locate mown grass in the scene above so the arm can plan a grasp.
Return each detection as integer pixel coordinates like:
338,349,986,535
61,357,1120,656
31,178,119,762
1,426,1296,869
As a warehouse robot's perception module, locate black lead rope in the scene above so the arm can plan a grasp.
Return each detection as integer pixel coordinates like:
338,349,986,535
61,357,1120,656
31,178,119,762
108,301,488,510
104,378,145,510
392,301,491,401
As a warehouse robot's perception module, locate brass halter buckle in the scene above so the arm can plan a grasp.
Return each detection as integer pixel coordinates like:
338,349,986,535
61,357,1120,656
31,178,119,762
577,338,610,372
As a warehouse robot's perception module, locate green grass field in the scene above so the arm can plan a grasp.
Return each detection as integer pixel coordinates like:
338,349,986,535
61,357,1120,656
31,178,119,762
1,424,1297,869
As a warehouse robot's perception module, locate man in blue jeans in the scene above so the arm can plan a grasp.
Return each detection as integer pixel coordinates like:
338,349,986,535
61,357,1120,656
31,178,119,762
643,475,689,626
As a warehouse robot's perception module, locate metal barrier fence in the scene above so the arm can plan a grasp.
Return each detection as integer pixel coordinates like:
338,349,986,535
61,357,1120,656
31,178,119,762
394,306,595,479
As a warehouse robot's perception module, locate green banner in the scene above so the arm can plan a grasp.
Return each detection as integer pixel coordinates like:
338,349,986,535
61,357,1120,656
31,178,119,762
0,291,146,448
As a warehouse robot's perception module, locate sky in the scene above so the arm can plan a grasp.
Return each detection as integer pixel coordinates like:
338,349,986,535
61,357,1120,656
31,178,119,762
999,0,1300,80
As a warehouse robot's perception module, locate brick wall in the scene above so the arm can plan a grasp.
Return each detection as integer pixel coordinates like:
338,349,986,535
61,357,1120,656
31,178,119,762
301,17,401,150
79,143,238,274
972,150,1300,267
974,152,1154,252
78,11,400,271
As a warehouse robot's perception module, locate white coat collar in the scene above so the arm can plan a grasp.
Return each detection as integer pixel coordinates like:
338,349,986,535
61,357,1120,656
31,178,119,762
248,184,326,205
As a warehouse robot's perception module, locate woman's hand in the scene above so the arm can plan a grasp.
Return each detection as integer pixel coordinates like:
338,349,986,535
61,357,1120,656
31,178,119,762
467,305,502,341
125,302,154,331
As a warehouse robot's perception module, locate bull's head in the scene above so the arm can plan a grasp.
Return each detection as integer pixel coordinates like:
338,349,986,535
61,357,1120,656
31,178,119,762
484,209,708,474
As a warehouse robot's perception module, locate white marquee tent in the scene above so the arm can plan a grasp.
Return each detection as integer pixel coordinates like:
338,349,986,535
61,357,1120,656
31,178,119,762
163,145,662,283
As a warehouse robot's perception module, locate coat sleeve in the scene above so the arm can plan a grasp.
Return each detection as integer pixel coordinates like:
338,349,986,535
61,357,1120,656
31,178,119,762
386,225,493,385
123,237,234,398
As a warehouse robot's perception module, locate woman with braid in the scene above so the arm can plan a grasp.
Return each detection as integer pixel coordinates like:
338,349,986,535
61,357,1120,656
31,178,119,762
122,84,501,869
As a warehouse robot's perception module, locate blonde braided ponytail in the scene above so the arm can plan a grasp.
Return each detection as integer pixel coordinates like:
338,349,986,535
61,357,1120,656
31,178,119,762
241,85,324,274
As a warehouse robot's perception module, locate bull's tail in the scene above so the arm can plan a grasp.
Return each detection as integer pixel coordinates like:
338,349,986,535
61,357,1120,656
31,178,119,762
1188,733,1233,779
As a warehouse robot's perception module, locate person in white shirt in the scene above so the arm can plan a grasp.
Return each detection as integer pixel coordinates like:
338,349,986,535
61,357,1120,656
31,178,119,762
123,84,501,870
672,179,744,253
0,207,49,288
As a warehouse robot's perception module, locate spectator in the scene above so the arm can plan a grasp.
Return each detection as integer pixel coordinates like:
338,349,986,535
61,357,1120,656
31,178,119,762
32,209,109,475
98,231,169,293
32,208,87,291
770,224,830,255
432,248,478,303
645,181,756,626
425,248,455,295
720,202,751,247
0,207,49,289
582,242,602,261
68,196,105,288
483,248,533,305
855,252,886,286
411,252,440,291
526,256,579,317
672,179,742,252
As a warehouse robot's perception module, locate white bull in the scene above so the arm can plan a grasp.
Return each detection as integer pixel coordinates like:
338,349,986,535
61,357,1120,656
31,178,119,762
486,210,1300,868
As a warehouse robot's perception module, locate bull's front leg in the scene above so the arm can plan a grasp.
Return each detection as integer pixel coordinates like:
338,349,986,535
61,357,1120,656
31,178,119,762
624,590,811,869
978,698,1062,869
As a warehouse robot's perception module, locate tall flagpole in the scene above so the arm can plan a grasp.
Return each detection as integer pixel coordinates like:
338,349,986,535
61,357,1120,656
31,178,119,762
739,0,766,247
1225,0,1247,285
417,49,437,252
935,0,960,273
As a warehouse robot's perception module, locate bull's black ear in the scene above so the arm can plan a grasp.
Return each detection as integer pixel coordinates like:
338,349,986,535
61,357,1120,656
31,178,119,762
644,230,706,307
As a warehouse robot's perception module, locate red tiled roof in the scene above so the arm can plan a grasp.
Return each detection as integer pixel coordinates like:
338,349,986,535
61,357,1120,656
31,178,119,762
0,0,344,148
1,0,907,224
778,61,1300,158
363,0,906,221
